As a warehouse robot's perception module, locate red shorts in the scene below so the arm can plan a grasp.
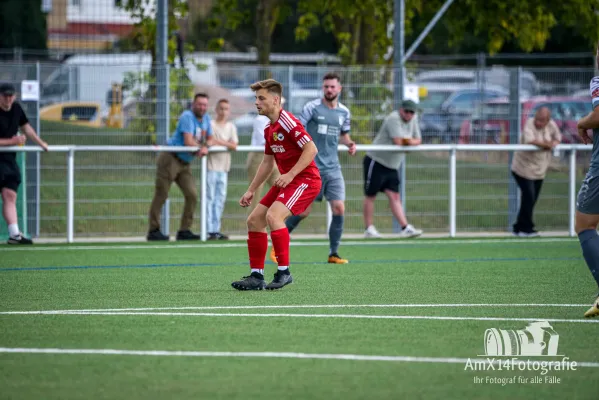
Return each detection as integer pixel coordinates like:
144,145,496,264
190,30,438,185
260,178,322,215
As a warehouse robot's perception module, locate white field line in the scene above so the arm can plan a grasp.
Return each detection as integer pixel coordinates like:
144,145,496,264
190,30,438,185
0,303,588,314
0,347,596,367
1,310,597,324
0,238,578,252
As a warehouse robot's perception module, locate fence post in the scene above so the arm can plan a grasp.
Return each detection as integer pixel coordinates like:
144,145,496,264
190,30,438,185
287,64,294,113
393,154,407,233
67,149,75,243
507,67,521,231
201,155,208,241
35,61,41,238
569,149,577,237
449,148,457,237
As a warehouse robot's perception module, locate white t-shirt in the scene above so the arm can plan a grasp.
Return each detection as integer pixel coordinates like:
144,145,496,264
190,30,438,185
251,115,270,146
208,120,238,172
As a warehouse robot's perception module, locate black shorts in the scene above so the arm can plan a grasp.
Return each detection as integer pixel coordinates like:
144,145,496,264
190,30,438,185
363,155,399,196
0,160,21,192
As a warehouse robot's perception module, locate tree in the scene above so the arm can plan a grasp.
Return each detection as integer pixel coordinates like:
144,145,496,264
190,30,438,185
199,0,293,65
295,0,415,65
119,0,190,65
296,0,599,65
118,0,197,143
0,0,47,52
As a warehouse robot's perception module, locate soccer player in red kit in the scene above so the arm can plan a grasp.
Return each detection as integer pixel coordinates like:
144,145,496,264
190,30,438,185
233,79,322,290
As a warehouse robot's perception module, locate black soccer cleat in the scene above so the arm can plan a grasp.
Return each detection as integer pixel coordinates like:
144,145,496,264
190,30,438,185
265,270,293,290
147,229,169,241
7,235,33,245
176,230,200,241
231,272,266,291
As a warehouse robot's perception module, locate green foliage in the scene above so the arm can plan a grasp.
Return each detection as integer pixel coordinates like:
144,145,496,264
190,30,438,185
295,0,404,65
122,68,195,144
118,0,189,63
0,0,47,51
422,0,599,55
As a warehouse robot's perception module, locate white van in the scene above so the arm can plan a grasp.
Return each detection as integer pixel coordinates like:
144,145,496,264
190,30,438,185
41,52,219,109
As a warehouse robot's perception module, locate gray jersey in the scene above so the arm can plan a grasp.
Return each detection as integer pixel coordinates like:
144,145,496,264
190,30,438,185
299,98,351,173
590,77,599,174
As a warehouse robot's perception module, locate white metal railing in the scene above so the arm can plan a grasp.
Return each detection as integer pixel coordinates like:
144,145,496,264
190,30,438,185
1,144,592,242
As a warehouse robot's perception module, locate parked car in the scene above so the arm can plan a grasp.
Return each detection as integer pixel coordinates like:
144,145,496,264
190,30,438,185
459,96,593,144
40,101,103,128
415,67,540,98
418,84,508,143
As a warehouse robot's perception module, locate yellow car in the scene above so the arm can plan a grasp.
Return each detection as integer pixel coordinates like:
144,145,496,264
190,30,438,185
40,102,103,128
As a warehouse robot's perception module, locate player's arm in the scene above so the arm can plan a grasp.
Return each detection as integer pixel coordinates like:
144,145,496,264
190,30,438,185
240,154,275,207
578,110,599,130
275,140,318,188
578,77,599,132
339,109,356,155
20,123,48,151
339,132,356,155
248,155,276,193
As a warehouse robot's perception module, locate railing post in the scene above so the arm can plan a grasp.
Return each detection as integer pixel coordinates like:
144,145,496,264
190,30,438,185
569,149,577,237
200,155,208,241
449,148,457,237
67,149,75,243
35,61,41,238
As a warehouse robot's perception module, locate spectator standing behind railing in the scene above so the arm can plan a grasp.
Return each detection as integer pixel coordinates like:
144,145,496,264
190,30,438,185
362,99,423,239
207,99,238,240
147,93,212,241
0,83,48,245
510,107,561,237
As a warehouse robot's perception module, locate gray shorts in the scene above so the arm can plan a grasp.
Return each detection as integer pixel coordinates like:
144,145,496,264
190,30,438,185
315,170,346,202
576,172,599,214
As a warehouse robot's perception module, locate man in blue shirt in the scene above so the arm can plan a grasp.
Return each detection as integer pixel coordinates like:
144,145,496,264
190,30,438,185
148,93,212,241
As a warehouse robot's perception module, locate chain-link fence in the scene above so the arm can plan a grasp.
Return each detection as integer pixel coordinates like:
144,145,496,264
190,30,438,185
0,60,595,237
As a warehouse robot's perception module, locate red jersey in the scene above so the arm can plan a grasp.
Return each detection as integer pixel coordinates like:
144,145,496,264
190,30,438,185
264,109,321,180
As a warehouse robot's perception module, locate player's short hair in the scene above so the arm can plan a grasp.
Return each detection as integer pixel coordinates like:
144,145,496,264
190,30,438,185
323,72,341,83
217,98,229,105
250,79,283,98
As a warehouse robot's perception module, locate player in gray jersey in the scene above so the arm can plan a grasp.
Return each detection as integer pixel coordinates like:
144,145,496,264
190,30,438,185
575,42,599,318
273,72,356,264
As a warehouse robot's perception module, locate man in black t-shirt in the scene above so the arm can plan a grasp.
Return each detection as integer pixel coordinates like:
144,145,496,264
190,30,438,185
0,83,48,245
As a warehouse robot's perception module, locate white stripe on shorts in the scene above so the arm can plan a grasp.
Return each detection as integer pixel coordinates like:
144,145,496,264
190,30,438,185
286,183,308,210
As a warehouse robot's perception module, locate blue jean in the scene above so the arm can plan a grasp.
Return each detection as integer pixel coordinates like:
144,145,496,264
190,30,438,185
207,170,228,233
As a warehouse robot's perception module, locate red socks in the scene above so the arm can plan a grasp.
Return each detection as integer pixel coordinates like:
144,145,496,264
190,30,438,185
270,227,290,267
247,231,268,272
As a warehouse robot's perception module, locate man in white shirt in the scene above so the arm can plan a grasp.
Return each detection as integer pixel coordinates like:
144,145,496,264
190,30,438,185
207,98,238,240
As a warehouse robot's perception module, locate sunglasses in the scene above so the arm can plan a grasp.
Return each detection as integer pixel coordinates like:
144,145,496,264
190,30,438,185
404,110,415,115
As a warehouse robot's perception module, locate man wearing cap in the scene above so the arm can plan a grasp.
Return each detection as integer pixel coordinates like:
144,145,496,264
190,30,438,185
0,83,48,245
362,99,423,239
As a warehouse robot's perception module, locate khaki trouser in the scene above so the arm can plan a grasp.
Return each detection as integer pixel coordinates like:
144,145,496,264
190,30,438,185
246,152,280,212
148,152,198,232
